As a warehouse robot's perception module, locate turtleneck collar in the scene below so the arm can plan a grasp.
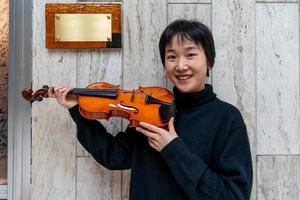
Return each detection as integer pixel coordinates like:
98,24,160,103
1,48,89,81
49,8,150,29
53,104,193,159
173,84,217,108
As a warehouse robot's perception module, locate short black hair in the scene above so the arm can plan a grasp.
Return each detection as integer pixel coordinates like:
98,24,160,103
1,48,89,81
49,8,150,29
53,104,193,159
159,19,215,69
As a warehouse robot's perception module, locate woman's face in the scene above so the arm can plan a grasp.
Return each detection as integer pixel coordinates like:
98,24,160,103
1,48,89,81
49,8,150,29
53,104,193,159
165,35,208,93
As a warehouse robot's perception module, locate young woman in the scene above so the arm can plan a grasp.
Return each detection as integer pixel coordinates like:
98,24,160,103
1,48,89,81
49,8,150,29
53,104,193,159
50,19,253,200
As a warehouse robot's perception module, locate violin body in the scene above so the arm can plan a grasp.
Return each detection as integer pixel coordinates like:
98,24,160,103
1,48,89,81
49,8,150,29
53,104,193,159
22,82,176,127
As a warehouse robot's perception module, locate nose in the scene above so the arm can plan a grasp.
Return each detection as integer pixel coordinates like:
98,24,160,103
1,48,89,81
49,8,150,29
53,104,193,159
175,57,188,71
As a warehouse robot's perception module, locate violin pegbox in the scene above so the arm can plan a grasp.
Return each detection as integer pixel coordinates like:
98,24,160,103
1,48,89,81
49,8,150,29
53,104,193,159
22,85,50,103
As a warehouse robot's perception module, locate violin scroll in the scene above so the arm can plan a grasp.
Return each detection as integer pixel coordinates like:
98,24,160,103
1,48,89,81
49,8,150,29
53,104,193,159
22,85,50,103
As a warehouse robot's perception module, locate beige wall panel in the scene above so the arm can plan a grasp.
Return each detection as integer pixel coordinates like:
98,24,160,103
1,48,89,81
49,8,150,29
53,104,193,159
77,50,122,87
212,0,256,199
121,170,131,200
122,0,167,198
32,103,76,200
32,0,77,199
79,0,122,2
167,4,211,27
122,0,167,88
257,156,300,200
256,3,299,154
168,0,211,3
256,0,298,2
167,3,212,89
77,157,122,200
76,49,122,156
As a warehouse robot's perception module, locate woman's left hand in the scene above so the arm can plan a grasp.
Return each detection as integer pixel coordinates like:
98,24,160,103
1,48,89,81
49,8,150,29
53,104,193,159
136,117,178,152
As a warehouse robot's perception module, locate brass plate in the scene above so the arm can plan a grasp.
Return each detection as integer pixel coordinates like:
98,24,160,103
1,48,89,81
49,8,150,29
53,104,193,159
55,14,112,42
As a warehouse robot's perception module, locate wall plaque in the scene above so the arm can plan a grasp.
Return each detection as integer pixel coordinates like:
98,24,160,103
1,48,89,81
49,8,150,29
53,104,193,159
45,3,121,48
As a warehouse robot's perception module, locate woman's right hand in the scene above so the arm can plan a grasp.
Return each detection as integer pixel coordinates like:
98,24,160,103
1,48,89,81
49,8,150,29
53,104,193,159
48,86,78,109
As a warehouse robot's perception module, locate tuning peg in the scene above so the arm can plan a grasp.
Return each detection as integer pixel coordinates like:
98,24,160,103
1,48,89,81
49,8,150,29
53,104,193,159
34,96,43,102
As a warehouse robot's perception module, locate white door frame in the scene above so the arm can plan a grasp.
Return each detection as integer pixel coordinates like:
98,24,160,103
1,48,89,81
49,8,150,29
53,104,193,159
8,0,32,199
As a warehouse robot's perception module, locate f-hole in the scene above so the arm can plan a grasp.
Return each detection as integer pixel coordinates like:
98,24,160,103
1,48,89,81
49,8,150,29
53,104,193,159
119,101,139,114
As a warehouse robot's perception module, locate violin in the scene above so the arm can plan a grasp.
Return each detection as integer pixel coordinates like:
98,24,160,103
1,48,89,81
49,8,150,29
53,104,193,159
22,82,176,127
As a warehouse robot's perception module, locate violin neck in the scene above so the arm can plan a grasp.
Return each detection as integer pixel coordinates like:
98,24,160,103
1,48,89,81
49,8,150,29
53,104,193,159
71,88,118,98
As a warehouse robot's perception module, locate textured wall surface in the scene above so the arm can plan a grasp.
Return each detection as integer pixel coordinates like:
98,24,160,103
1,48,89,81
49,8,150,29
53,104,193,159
31,0,299,199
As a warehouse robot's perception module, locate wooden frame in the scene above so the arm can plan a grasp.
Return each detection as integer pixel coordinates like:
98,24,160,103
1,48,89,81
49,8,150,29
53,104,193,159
45,3,122,49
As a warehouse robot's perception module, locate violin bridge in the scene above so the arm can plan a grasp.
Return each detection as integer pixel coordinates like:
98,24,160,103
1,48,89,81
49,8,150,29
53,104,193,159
131,89,135,102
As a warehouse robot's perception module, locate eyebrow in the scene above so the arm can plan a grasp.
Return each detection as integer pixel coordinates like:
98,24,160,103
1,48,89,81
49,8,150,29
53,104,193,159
165,46,199,53
166,49,176,53
185,46,199,51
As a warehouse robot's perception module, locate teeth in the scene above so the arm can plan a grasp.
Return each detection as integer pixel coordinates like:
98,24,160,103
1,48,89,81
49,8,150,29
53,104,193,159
177,75,191,80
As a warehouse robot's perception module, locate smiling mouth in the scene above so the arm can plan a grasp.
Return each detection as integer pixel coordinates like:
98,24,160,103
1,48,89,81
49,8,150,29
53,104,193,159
176,75,193,80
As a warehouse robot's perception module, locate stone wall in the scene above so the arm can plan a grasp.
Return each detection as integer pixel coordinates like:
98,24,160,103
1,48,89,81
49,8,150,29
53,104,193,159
30,0,300,199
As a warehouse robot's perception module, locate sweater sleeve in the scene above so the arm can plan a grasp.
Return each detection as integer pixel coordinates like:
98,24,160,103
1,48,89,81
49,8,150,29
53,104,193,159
69,105,136,170
160,124,253,200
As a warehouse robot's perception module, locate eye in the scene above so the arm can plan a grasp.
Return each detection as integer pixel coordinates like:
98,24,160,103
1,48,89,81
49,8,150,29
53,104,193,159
187,53,197,58
166,55,176,61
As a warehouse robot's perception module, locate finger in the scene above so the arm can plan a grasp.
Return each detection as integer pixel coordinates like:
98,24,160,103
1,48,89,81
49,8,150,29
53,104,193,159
54,86,64,96
168,117,175,133
56,87,66,98
57,87,68,95
136,127,157,139
136,126,150,136
53,87,64,103
62,88,71,99
58,88,71,103
139,122,164,134
54,87,67,103
148,138,158,149
148,136,159,143
54,85,65,92
48,87,55,97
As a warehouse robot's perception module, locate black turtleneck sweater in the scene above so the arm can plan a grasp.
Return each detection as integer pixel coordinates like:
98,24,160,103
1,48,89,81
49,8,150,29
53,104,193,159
69,84,253,200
